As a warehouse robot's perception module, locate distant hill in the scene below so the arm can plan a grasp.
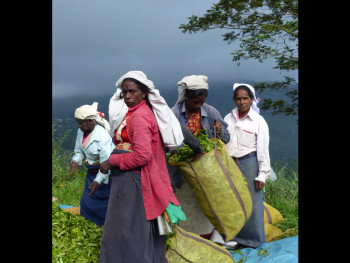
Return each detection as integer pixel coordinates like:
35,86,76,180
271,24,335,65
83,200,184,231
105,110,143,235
52,81,298,169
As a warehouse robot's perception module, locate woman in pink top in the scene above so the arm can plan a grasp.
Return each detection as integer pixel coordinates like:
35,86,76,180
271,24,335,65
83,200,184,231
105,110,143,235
98,72,185,263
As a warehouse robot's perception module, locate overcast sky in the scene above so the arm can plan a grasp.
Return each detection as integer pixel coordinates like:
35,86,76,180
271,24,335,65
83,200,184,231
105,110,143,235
52,0,298,98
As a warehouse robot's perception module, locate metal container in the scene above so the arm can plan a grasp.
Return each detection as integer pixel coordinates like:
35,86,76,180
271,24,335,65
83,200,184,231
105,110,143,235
157,213,173,235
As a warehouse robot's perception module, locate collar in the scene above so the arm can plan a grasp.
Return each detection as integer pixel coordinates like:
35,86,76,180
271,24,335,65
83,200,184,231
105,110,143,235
126,100,147,116
232,107,258,121
78,124,103,148
180,102,208,118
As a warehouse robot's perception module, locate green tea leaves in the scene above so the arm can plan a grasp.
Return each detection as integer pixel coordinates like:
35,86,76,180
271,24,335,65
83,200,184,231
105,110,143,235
170,129,222,162
52,202,103,262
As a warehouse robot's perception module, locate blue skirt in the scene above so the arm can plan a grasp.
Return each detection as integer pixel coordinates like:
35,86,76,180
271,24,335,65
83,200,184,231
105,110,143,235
232,155,266,248
80,163,112,227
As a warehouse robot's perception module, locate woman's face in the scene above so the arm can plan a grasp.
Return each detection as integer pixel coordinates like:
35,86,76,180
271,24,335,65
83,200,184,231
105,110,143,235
185,95,206,114
76,119,94,134
234,89,253,115
121,79,146,108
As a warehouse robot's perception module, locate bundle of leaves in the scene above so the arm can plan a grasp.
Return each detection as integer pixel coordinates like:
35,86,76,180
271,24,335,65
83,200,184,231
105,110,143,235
52,202,103,262
170,129,222,162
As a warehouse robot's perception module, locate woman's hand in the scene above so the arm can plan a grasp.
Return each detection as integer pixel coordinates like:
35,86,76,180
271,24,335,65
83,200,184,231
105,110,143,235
255,180,265,190
69,161,79,177
99,159,110,174
213,119,222,135
88,181,99,196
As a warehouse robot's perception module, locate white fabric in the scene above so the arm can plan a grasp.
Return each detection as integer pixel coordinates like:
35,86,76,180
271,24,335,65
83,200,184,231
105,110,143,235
233,83,260,114
112,70,184,151
224,108,272,183
210,229,238,249
108,89,129,136
74,102,110,133
176,75,209,104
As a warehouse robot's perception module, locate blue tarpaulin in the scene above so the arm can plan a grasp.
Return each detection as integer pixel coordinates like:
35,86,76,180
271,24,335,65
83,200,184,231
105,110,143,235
229,236,298,262
59,205,74,209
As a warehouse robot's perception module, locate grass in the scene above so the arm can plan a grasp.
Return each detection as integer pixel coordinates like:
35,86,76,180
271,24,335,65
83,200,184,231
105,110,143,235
52,125,86,206
52,125,298,262
263,163,299,238
52,125,104,263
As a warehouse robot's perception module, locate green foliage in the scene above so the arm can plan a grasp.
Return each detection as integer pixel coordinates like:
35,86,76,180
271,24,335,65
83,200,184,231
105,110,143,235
170,129,222,162
52,127,101,262
179,0,298,116
258,248,270,257
52,124,74,185
166,231,176,248
52,202,103,263
52,124,87,206
263,163,298,237
170,144,194,162
255,77,298,115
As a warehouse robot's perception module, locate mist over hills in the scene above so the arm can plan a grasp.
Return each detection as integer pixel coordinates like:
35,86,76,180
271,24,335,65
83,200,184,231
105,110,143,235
52,81,298,167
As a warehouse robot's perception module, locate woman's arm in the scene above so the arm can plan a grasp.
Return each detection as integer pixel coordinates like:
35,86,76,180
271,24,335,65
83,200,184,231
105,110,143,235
256,118,271,184
71,130,85,165
108,113,153,170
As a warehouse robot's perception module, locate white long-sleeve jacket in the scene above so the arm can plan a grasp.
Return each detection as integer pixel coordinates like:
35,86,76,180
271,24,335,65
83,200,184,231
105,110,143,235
224,108,271,183
71,124,115,184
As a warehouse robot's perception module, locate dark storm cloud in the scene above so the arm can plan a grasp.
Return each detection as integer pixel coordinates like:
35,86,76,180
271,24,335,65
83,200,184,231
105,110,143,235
52,0,297,97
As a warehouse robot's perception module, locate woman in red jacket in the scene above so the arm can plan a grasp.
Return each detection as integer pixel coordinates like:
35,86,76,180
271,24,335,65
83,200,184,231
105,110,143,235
99,71,185,263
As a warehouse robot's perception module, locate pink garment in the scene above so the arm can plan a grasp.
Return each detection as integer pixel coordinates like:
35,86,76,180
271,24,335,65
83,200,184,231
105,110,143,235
109,100,180,220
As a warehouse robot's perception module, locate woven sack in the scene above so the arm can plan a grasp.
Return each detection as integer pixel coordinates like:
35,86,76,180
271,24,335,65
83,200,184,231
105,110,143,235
263,202,284,225
166,225,234,263
169,139,252,242
264,224,283,242
63,206,80,215
263,202,284,242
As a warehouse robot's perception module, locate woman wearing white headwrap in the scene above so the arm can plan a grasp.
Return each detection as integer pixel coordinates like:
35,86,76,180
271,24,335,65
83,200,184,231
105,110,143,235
170,74,231,237
172,75,230,144
99,71,185,263
69,102,115,227
223,83,272,248
108,71,184,150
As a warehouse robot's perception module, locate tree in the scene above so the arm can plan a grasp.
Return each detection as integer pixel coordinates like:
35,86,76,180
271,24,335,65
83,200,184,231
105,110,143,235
180,0,298,116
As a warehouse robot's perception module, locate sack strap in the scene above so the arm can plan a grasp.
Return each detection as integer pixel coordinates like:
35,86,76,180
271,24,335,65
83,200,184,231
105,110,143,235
264,204,272,224
213,126,247,221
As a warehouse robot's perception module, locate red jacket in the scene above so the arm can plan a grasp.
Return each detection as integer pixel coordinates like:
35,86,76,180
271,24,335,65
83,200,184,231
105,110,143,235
109,100,180,220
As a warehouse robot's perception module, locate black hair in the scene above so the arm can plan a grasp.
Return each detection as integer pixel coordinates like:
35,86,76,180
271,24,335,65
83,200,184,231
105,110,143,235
184,88,208,99
233,85,254,100
120,78,153,110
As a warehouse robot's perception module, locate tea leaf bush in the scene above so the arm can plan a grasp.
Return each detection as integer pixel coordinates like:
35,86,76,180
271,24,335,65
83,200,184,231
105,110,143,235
52,202,103,263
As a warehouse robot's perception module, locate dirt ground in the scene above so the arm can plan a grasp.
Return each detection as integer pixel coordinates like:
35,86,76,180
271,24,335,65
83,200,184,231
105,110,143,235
175,178,214,235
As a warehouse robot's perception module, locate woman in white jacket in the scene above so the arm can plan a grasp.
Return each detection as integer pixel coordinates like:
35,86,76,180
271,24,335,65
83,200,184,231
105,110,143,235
224,83,272,248
69,102,115,227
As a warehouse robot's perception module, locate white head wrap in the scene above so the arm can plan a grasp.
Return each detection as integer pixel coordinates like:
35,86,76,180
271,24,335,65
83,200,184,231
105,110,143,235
109,70,184,151
176,75,209,104
108,88,129,136
74,102,110,133
233,83,260,114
